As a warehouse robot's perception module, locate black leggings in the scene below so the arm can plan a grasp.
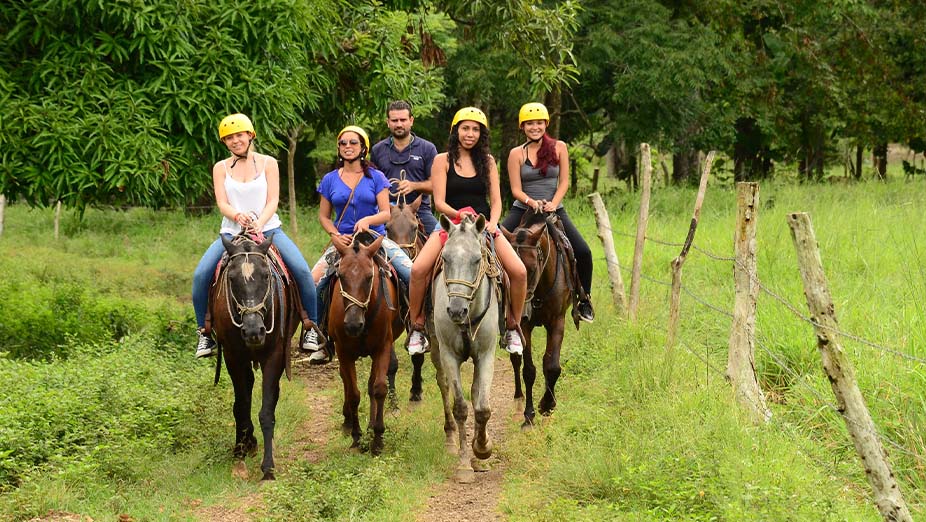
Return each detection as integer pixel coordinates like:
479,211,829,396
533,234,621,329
501,206,593,296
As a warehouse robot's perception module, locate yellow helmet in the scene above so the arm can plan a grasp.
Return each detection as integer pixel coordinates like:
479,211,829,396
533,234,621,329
337,125,370,151
218,113,255,140
450,107,488,130
518,102,549,126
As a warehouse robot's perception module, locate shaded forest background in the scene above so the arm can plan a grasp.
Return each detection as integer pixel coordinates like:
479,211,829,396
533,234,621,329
2,0,924,211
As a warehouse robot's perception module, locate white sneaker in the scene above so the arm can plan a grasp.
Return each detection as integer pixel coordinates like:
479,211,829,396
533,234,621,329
407,330,429,355
302,329,320,352
195,333,217,358
504,329,523,355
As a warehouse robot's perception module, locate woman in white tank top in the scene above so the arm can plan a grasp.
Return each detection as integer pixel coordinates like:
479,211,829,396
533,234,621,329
191,113,319,358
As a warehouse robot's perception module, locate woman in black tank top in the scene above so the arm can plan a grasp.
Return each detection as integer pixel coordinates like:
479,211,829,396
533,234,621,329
405,107,527,356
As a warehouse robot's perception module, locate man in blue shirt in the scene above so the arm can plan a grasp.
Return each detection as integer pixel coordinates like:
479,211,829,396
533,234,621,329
370,100,439,233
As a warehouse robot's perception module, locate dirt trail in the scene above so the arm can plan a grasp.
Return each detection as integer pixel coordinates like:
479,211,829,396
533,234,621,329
416,357,520,522
193,352,521,522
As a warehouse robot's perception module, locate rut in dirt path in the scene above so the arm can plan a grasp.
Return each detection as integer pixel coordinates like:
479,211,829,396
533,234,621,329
416,356,521,522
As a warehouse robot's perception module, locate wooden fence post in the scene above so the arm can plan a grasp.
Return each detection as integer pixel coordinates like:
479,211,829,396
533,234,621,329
726,182,770,422
666,151,715,349
54,200,61,240
591,167,600,193
788,212,912,522
588,192,627,312
628,144,653,322
0,194,5,237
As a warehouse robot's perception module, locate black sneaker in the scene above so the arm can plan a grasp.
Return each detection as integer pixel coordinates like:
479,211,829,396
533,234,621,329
195,333,217,358
577,300,595,324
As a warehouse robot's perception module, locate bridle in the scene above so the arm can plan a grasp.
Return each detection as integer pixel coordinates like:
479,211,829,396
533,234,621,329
338,260,377,312
512,225,552,304
221,250,276,334
443,242,500,341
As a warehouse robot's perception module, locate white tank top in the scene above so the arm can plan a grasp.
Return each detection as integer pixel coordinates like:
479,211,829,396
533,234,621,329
219,156,282,234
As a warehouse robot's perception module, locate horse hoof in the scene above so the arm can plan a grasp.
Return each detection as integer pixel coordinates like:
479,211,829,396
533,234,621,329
409,392,422,402
470,457,492,472
445,440,460,456
513,391,524,399
454,467,476,484
261,471,275,481
232,460,249,480
521,418,535,431
472,443,493,460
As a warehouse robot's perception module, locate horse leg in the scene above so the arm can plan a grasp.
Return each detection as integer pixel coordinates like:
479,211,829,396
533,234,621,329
409,352,425,402
471,351,495,461
521,325,538,428
257,349,284,480
386,345,399,411
227,360,257,459
538,319,564,415
338,355,362,449
368,343,392,456
441,352,468,459
510,351,524,399
431,342,458,453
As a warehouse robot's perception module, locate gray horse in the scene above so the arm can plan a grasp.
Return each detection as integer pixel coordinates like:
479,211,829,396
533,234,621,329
429,213,500,472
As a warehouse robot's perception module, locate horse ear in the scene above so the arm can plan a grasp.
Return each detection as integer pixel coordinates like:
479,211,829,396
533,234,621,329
501,226,516,243
474,214,486,234
439,214,452,231
221,235,240,254
409,194,422,213
365,234,386,256
257,234,274,254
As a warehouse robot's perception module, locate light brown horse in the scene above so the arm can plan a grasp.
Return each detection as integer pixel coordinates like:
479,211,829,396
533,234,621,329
328,232,404,454
502,210,573,427
209,234,300,480
384,195,427,401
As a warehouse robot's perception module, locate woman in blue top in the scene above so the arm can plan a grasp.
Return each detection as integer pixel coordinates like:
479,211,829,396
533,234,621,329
305,125,413,358
191,113,319,358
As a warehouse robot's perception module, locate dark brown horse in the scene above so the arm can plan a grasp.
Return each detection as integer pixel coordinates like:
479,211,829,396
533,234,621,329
502,210,573,427
384,195,427,402
209,234,300,480
329,232,404,454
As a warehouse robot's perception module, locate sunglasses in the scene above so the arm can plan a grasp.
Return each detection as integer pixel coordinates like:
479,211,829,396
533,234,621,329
338,139,360,146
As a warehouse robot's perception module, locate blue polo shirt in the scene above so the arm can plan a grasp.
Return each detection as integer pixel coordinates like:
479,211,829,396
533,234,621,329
317,168,390,235
370,134,438,212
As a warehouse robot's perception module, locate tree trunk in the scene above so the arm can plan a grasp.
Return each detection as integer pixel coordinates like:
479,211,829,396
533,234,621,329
855,144,864,180
546,89,562,141
672,147,700,186
874,143,888,180
286,125,304,235
733,117,772,181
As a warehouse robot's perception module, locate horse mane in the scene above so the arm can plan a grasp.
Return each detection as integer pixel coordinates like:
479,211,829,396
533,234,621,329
515,210,548,242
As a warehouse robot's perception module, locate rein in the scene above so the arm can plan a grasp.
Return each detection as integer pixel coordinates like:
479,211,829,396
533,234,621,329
513,225,552,304
221,250,277,334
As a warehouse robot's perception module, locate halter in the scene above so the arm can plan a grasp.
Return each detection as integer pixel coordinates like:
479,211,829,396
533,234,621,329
512,225,552,304
443,242,500,341
339,260,377,312
221,250,276,334
387,169,421,258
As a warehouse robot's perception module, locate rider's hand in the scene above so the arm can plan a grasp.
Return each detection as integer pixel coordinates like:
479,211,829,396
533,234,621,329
353,217,371,233
333,233,351,248
542,200,556,212
234,212,252,227
486,221,498,234
397,179,414,195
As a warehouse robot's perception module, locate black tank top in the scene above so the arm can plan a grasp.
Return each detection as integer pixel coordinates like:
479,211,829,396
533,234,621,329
445,162,490,217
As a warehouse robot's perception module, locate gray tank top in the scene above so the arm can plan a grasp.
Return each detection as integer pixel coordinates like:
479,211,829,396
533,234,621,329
514,156,562,210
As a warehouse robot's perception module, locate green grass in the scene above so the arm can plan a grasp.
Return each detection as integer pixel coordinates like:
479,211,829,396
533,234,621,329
2,179,926,520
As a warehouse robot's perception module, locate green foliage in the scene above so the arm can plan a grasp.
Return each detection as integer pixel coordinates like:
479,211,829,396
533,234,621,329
0,0,340,209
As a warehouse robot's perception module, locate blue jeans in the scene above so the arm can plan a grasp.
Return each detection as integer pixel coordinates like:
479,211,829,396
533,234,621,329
313,237,411,318
192,228,318,329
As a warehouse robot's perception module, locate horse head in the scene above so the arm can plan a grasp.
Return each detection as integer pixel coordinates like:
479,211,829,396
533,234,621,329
220,234,275,349
386,195,422,259
333,231,385,337
439,213,488,325
503,211,552,322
